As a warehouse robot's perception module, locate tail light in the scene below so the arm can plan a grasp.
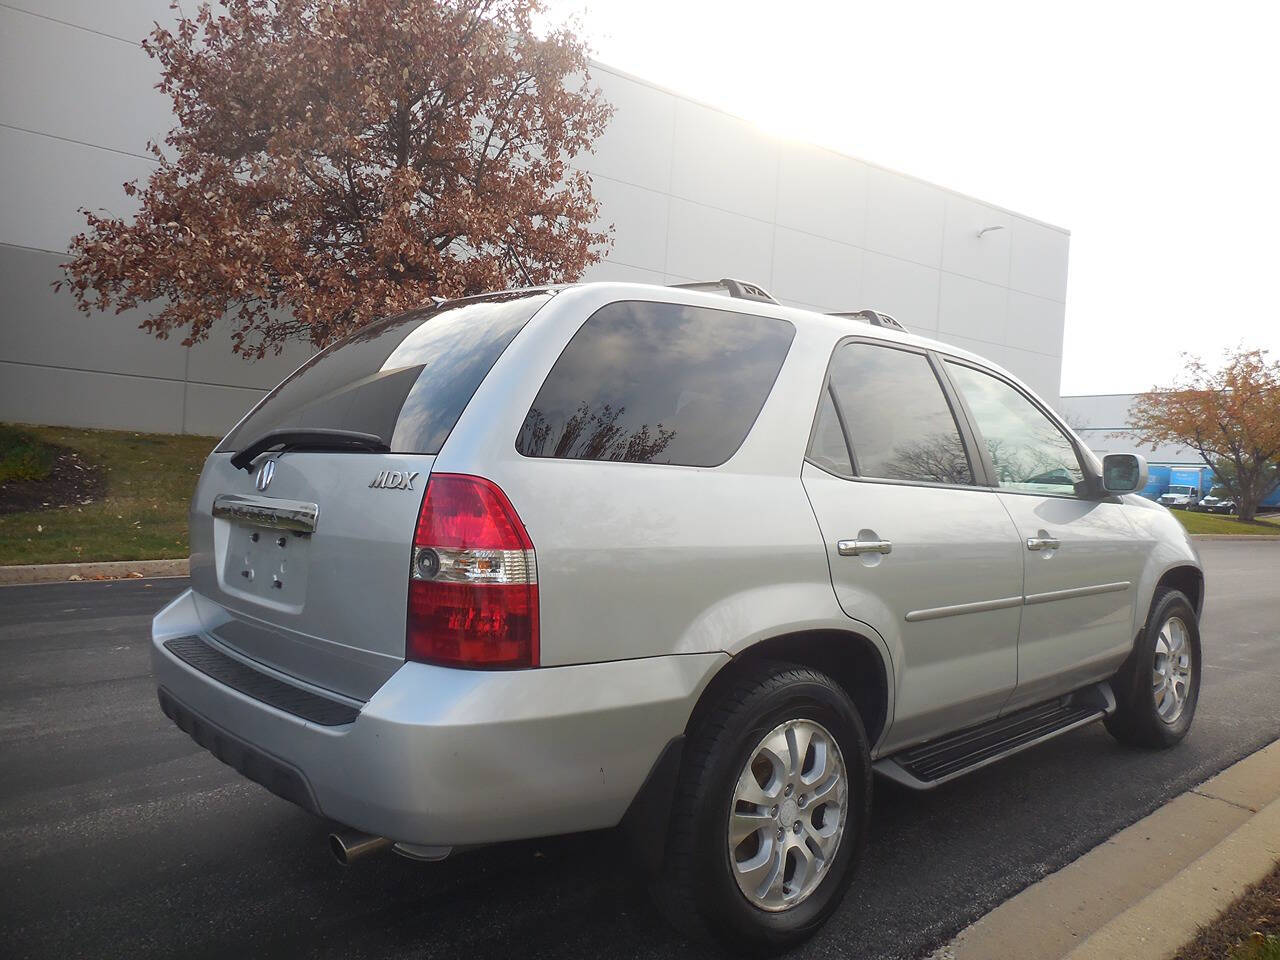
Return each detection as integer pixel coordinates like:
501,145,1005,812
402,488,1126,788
406,474,538,668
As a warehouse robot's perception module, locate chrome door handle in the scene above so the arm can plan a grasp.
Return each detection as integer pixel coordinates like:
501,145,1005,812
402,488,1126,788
838,539,893,557
1026,537,1061,551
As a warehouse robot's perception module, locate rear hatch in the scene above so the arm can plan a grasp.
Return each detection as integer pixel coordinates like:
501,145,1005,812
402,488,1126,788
187,292,553,701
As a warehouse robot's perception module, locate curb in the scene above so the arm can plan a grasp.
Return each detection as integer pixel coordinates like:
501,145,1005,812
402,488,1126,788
0,558,189,584
934,739,1280,960
1066,798,1280,960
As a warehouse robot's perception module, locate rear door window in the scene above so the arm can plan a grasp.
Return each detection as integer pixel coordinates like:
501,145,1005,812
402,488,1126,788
807,387,854,477
217,293,551,455
516,300,795,467
824,342,974,485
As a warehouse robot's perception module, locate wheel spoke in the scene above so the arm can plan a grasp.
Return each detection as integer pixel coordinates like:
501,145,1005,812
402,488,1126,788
760,846,787,902
730,808,772,846
734,838,779,892
808,773,841,808
787,723,815,781
734,767,775,807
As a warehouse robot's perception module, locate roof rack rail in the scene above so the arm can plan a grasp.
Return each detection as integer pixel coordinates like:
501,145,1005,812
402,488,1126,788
828,309,908,333
669,277,778,305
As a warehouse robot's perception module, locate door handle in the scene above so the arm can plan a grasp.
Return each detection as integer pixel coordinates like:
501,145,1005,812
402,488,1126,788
1026,537,1061,551
838,539,893,557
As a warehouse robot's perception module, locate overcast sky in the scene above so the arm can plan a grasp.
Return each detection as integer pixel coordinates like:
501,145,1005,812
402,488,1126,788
542,0,1280,396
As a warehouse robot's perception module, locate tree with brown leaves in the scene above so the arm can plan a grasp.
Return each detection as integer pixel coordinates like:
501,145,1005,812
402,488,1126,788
57,0,612,358
1129,348,1280,521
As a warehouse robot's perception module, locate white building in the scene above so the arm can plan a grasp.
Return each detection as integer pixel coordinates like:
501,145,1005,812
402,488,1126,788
1058,394,1203,467
1,2,1071,436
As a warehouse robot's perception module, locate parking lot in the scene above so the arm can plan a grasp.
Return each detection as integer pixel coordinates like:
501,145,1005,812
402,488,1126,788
2,539,1278,960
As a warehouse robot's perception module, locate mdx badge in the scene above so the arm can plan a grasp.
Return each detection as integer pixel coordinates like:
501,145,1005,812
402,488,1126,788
370,470,419,491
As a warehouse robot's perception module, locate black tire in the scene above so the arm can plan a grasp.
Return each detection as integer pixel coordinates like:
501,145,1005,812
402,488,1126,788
1105,588,1201,748
652,662,871,956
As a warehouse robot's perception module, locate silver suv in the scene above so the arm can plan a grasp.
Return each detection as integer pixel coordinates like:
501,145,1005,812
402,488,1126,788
153,280,1203,953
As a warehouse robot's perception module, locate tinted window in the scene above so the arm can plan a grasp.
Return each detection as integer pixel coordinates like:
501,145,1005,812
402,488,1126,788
516,300,795,467
828,343,973,485
807,387,853,476
946,362,1083,495
218,293,550,455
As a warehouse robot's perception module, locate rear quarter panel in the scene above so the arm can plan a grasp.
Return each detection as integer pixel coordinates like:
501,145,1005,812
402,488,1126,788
430,285,896,682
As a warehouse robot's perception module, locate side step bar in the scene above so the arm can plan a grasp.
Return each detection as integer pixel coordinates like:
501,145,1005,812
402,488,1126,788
874,683,1116,790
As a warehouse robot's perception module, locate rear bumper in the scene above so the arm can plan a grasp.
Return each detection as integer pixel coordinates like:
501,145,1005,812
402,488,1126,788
152,589,725,846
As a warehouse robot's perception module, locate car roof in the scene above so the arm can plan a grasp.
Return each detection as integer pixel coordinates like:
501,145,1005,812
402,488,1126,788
551,280,1018,384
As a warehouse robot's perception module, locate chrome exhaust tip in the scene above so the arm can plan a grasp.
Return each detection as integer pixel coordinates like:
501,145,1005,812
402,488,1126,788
328,829,392,865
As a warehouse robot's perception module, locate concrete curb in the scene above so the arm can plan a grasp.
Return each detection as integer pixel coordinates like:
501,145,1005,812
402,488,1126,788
1065,798,1280,960
0,558,189,584
934,739,1280,960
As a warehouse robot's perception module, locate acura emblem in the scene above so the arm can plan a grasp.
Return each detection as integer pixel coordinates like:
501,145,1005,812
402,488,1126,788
255,459,275,492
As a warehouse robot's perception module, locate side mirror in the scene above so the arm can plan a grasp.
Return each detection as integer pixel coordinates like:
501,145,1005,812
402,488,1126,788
1102,453,1147,495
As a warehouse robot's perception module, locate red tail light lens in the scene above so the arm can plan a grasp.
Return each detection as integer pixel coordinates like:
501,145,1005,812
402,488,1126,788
406,474,538,669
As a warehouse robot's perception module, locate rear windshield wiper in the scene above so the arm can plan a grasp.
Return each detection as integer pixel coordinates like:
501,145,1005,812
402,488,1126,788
230,428,391,472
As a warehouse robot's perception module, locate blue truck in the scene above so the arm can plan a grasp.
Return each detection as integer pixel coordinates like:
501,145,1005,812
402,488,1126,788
1157,467,1214,509
1140,465,1172,501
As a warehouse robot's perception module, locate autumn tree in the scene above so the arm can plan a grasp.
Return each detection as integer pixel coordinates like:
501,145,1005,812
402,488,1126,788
57,0,612,358
1129,348,1280,521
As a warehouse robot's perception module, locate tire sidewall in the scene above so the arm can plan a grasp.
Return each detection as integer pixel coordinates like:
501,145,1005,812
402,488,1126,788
689,674,871,951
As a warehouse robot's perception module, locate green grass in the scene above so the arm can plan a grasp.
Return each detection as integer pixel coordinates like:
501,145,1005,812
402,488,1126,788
0,424,58,484
1174,509,1280,536
0,424,215,565
1233,934,1280,960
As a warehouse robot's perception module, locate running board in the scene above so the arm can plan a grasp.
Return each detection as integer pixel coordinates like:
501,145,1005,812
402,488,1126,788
874,683,1116,790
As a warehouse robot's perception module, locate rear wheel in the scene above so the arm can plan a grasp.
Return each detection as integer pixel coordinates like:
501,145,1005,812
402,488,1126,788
653,663,871,955
1106,589,1201,748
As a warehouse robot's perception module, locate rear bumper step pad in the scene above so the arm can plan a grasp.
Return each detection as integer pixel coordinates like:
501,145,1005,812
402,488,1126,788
162,635,360,726
875,683,1115,789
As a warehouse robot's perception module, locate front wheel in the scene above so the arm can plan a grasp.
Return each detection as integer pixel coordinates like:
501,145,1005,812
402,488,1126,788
1105,588,1201,748
653,663,871,955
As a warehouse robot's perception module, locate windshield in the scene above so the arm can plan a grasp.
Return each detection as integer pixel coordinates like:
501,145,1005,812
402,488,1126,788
217,292,551,455
1167,485,1195,495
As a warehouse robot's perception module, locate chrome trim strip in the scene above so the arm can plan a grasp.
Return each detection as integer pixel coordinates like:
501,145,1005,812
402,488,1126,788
212,494,319,533
1024,581,1131,606
905,595,1023,623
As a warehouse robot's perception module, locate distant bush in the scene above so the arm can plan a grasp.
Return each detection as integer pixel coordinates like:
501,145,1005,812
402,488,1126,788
0,426,56,484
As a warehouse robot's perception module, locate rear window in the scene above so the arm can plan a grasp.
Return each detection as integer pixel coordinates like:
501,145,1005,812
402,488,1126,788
516,300,794,467
217,293,551,455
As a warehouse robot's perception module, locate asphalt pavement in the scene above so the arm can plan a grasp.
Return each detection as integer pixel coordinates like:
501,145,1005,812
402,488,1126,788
2,540,1278,960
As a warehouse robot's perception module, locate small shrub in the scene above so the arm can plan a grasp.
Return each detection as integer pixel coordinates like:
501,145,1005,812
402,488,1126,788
0,426,56,484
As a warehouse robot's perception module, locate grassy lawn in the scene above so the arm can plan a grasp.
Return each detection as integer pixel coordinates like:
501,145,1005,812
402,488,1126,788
1174,509,1280,536
0,424,215,565
1173,861,1280,960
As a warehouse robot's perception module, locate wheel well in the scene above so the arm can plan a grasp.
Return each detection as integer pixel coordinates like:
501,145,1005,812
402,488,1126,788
1155,565,1204,617
688,630,890,747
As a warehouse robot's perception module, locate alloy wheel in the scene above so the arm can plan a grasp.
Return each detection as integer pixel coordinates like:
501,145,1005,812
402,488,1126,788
727,719,848,912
